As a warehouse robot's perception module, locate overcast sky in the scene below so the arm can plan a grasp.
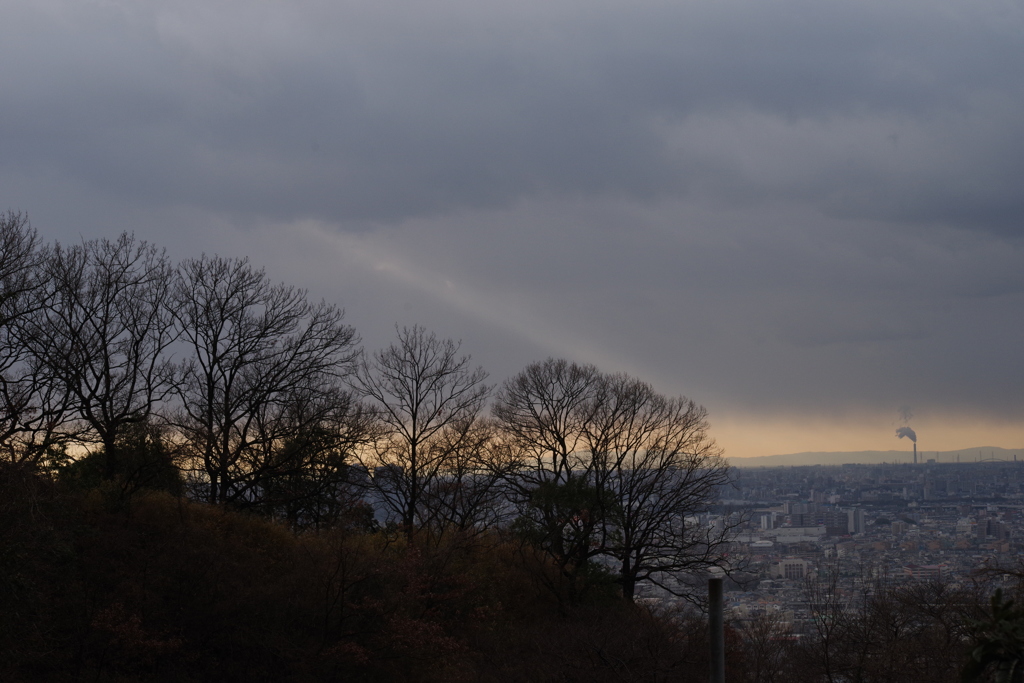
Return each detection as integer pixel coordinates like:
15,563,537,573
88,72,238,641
3,0,1022,458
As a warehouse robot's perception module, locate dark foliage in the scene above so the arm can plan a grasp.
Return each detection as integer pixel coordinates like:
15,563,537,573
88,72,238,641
2,460,1011,682
60,421,183,500
964,589,1024,683
0,463,708,682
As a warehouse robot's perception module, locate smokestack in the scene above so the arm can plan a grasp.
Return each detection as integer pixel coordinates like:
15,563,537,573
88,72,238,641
896,427,918,463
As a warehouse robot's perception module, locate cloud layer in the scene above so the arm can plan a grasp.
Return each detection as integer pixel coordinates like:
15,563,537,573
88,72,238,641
3,0,1022,455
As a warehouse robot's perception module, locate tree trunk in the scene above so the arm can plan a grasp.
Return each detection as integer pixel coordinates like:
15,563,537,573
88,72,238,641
620,557,636,602
102,434,118,480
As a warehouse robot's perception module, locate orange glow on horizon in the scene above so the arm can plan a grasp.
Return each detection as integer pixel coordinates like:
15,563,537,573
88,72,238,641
712,411,1024,460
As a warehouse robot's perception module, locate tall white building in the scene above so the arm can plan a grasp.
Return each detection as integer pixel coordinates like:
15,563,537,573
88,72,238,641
847,508,866,534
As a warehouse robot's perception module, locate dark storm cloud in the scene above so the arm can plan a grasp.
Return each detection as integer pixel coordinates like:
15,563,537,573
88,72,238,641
2,0,1023,438
4,0,1023,231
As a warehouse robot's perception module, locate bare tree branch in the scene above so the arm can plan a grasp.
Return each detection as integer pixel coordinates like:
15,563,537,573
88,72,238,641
0,212,72,466
15,233,177,475
172,254,359,506
493,359,732,602
352,325,490,539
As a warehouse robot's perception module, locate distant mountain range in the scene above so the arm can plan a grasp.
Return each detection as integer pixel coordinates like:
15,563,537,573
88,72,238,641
729,446,1024,467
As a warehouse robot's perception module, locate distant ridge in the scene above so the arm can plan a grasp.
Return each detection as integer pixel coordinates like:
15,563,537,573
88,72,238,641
730,446,1024,467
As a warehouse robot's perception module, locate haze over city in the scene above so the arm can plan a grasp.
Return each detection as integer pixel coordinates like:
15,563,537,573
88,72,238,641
2,0,1022,458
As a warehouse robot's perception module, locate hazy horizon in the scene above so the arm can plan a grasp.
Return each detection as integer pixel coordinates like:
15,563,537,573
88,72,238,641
728,445,1024,466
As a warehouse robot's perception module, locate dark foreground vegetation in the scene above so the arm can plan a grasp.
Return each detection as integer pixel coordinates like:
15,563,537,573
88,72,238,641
1,462,704,682
3,463,1024,683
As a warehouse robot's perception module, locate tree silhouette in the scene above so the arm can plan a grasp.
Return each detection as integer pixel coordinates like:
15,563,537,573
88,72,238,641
353,325,490,539
172,255,359,505
964,590,1024,683
494,359,730,602
16,234,177,476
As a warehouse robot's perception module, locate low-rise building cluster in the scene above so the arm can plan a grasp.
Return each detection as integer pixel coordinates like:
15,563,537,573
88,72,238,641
635,459,1024,636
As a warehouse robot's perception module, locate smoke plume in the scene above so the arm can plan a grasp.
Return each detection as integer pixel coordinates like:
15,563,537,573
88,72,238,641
895,426,917,443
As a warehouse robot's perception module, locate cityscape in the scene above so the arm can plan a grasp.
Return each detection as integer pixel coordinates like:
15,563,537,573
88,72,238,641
647,457,1024,638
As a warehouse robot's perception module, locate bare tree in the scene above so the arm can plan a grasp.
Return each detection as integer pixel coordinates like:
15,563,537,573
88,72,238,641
416,417,516,539
492,359,607,597
804,563,847,683
352,325,490,539
252,384,378,529
493,359,732,602
736,610,794,683
0,358,76,467
590,373,732,601
0,212,67,465
0,213,43,360
16,233,177,475
797,564,977,683
172,255,359,506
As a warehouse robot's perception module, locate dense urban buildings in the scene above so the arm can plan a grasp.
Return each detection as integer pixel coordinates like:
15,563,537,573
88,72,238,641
638,459,1024,637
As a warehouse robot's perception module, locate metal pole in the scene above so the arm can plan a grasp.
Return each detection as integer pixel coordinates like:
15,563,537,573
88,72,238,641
709,577,725,683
